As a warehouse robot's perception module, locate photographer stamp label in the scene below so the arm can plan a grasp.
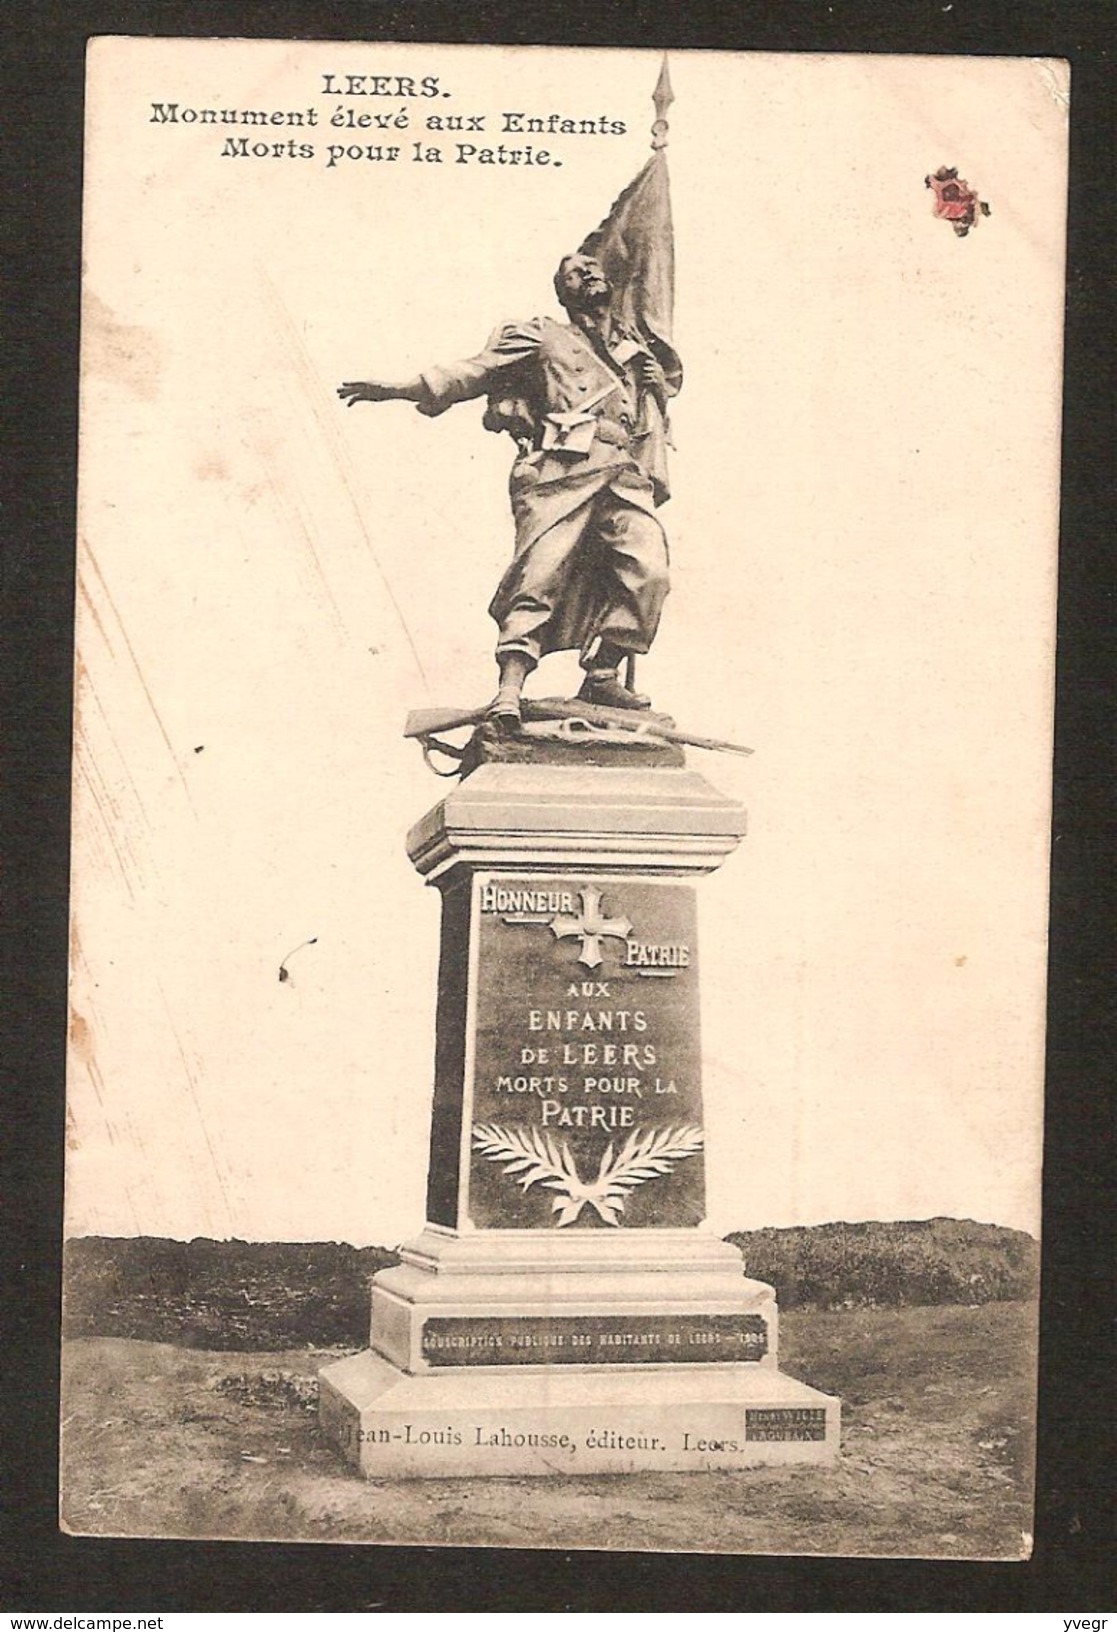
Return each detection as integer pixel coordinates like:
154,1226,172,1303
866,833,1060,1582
745,1407,827,1441
421,1312,768,1367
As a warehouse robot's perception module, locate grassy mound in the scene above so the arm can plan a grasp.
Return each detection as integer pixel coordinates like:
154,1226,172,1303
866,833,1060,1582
62,1236,397,1350
727,1218,1039,1310
62,1219,1038,1351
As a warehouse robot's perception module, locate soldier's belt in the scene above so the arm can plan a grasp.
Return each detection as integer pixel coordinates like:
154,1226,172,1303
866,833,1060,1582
539,414,632,455
539,375,628,456
540,413,595,455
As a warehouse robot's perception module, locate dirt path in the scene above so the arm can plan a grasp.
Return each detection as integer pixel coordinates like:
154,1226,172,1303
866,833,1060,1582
60,1304,1035,1556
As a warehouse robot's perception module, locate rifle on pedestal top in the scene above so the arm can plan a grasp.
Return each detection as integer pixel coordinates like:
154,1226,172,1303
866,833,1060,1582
404,697,753,767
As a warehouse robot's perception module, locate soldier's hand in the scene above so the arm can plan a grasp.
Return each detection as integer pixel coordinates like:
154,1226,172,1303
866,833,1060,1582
337,380,399,406
636,353,668,403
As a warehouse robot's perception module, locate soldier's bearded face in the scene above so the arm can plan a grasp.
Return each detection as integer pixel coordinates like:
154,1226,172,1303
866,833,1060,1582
556,254,612,312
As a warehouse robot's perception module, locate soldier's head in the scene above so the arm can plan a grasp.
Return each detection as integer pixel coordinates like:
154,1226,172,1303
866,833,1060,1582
554,252,612,315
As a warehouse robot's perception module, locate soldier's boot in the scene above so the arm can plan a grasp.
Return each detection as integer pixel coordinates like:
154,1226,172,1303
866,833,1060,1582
577,644,651,711
488,651,534,734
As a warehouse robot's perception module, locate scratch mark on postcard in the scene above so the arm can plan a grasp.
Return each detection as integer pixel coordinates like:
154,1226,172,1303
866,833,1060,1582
259,270,431,687
80,546,197,814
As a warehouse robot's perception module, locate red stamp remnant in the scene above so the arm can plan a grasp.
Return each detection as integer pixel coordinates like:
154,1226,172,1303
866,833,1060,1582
925,166,992,237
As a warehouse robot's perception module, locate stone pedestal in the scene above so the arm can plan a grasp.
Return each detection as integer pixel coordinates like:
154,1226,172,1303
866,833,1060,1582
319,761,839,1476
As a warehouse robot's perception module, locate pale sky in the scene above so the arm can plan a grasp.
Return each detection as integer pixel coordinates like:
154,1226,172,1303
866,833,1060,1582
67,41,1067,1245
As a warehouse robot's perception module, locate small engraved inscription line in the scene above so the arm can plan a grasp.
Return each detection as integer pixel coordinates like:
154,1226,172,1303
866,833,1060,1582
421,1313,768,1367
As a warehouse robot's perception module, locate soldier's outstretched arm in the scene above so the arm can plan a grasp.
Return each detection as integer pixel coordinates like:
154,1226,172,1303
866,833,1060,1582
337,378,424,406
339,320,544,418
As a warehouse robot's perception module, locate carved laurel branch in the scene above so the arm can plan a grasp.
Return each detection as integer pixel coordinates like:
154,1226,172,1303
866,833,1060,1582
471,1122,704,1227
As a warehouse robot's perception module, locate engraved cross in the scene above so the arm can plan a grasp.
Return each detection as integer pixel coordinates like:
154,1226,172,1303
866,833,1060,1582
549,886,633,970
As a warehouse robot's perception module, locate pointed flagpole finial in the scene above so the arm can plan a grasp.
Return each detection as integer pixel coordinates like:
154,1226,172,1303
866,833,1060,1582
651,54,673,150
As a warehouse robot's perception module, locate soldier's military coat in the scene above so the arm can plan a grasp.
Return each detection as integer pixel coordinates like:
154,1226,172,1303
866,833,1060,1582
414,314,681,661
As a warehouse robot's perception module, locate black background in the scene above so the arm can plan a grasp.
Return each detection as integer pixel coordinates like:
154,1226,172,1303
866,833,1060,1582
3,0,1113,1613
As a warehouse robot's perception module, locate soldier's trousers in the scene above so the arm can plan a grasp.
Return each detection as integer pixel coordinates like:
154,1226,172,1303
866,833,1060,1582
491,488,670,667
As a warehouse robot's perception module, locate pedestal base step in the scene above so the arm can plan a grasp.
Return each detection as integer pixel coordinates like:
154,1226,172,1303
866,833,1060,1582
319,1349,840,1478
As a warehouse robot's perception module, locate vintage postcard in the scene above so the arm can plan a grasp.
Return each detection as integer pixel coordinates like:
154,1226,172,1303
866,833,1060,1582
63,38,1067,1555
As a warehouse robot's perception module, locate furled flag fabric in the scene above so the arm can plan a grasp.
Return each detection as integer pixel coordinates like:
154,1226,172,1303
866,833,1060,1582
578,60,682,503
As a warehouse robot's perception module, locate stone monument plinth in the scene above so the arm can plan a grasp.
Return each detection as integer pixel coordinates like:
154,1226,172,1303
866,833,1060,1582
319,756,840,1476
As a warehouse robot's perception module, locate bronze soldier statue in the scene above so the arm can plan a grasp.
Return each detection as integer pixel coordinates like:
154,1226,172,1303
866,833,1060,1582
339,250,681,730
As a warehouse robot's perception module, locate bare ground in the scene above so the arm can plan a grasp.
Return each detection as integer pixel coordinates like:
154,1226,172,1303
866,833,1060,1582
59,1302,1036,1557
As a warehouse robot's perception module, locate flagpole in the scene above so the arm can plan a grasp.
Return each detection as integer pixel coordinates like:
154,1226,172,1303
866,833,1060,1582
626,55,672,697
651,53,673,150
